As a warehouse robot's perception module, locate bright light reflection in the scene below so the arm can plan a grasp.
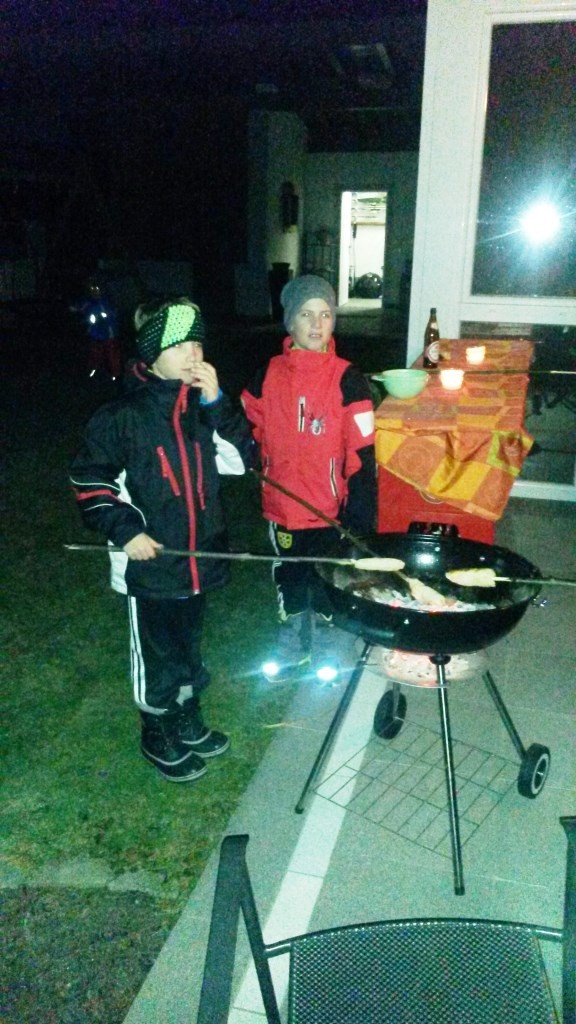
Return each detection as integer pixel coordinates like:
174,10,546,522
418,553,437,567
316,664,339,685
520,201,561,244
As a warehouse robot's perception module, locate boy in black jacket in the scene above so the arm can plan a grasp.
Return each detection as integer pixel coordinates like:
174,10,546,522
70,298,253,782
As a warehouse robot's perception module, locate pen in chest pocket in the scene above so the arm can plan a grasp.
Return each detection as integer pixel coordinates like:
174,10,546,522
298,396,305,431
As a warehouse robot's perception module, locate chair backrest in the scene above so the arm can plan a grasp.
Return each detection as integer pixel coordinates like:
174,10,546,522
197,834,282,1023
197,818,576,1024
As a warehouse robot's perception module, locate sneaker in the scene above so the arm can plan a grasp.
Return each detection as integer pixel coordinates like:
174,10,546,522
311,613,341,686
262,650,311,682
177,700,230,758
140,713,207,782
314,655,341,686
262,612,311,682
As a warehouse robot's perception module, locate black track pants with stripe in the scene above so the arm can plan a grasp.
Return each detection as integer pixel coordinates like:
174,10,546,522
269,523,339,620
128,594,209,713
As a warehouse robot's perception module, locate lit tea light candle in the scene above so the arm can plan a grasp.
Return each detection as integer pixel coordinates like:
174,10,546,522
466,344,486,365
440,368,465,390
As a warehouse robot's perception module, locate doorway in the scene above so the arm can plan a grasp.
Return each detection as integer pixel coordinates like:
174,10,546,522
338,191,387,307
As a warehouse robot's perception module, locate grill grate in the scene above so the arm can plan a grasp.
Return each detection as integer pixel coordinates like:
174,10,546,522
314,721,517,857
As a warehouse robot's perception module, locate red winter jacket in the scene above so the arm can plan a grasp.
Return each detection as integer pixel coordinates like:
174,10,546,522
241,337,376,533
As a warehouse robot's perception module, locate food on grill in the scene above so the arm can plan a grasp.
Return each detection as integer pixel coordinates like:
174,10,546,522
446,568,499,588
401,577,449,606
351,557,448,604
353,557,406,572
330,568,494,611
351,582,492,612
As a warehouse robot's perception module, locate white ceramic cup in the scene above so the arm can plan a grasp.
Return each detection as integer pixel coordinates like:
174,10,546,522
466,345,486,365
440,368,465,390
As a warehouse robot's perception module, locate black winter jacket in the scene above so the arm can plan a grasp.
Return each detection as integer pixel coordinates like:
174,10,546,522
70,364,253,599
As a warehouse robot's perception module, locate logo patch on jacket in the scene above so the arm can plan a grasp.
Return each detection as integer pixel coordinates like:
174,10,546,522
277,531,293,549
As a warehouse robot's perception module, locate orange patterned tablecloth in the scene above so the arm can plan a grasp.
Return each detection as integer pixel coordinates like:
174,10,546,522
375,339,534,521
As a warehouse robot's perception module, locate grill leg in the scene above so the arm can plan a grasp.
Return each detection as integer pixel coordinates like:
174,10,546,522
295,641,372,814
432,656,465,896
482,669,527,760
391,680,402,714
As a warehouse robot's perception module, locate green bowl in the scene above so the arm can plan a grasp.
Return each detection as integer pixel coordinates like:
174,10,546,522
372,368,428,399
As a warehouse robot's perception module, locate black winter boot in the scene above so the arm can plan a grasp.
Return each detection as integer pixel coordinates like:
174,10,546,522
176,697,230,758
140,712,207,782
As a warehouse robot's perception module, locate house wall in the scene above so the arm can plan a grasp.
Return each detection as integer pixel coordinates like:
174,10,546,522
235,118,419,318
234,110,306,318
303,152,419,307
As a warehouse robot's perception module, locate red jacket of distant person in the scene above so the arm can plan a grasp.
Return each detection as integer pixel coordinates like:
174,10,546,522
241,336,376,534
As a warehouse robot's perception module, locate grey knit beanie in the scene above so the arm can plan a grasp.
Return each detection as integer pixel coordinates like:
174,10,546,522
281,275,336,333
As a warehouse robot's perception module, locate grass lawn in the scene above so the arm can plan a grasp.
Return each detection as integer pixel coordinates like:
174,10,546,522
1,316,302,920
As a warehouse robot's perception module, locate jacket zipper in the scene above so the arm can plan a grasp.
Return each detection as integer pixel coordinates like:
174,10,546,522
195,442,205,509
172,386,200,592
156,447,181,496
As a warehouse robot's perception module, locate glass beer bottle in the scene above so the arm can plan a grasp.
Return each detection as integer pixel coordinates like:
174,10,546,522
423,307,440,368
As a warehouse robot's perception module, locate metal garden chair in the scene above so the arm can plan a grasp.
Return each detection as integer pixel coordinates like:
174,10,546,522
197,817,575,1023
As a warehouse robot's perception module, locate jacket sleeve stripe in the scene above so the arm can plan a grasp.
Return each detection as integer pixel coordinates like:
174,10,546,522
353,409,375,438
73,487,120,500
70,476,121,492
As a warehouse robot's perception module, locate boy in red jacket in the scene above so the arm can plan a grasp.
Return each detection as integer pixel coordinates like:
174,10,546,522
241,275,376,682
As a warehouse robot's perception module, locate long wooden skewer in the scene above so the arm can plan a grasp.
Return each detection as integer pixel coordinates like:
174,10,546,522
63,544,405,573
369,368,576,378
65,546,576,588
446,568,576,589
250,468,374,554
489,577,576,587
250,469,449,605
